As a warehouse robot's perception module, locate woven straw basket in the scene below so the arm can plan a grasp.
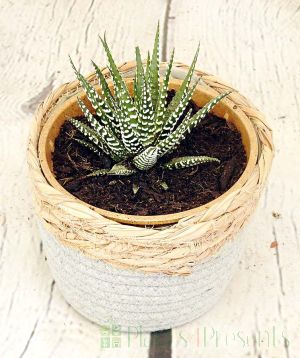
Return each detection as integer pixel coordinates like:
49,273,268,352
27,62,274,332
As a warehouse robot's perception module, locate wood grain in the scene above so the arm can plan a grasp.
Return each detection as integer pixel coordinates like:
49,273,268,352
149,330,172,358
0,0,299,357
167,0,300,357
0,1,167,357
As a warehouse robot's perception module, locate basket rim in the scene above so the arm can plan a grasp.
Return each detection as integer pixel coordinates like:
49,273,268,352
38,74,259,226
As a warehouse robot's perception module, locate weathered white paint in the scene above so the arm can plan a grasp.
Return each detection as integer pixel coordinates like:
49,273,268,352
0,0,299,357
168,0,300,357
0,1,166,357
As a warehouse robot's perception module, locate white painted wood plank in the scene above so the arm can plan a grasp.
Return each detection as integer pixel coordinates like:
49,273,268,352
0,1,167,357
169,0,300,357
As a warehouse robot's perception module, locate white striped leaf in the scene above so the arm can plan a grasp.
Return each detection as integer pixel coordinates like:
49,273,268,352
134,47,144,107
69,57,115,128
133,146,158,171
157,90,232,157
70,118,117,160
91,60,115,109
114,102,143,154
162,45,200,124
145,51,151,81
148,23,160,106
76,98,127,160
85,169,109,177
100,35,143,153
108,163,137,176
154,49,174,137
73,138,102,157
156,109,193,157
163,156,220,170
188,90,232,131
135,47,156,146
84,164,136,178
159,77,200,140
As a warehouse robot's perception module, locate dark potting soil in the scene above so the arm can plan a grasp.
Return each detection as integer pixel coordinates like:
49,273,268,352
52,91,247,216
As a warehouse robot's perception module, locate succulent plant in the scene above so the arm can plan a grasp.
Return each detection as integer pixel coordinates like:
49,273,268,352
69,24,231,177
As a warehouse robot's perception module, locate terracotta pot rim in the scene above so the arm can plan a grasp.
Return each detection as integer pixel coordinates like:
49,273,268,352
38,75,259,226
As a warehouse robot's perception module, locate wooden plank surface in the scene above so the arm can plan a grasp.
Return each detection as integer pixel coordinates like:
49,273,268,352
168,1,300,357
0,1,167,357
0,0,299,357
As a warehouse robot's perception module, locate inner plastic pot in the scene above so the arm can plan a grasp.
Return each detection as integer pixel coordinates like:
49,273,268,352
38,77,258,226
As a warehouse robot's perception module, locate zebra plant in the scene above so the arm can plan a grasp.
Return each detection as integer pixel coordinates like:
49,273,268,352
69,25,231,177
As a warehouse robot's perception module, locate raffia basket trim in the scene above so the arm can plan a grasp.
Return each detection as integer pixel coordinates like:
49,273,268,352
27,62,274,275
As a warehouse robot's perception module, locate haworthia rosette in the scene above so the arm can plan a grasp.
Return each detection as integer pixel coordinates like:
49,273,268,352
69,28,231,175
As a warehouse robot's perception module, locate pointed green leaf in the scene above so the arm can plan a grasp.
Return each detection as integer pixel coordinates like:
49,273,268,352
77,98,127,160
108,163,137,176
135,47,144,106
148,23,160,106
154,49,174,137
100,36,142,153
159,77,200,140
91,60,116,109
70,118,115,159
99,35,127,93
132,182,140,195
188,90,232,131
157,91,232,157
69,56,115,128
85,169,110,177
164,44,200,119
133,78,139,108
73,138,102,157
77,98,102,133
135,47,156,146
156,109,193,157
163,156,220,170
145,51,151,81
81,164,136,178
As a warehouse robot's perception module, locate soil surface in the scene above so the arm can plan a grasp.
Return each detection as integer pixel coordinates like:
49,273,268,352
52,91,247,216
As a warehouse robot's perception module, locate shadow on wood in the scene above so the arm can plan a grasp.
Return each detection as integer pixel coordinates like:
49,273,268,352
149,329,172,358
